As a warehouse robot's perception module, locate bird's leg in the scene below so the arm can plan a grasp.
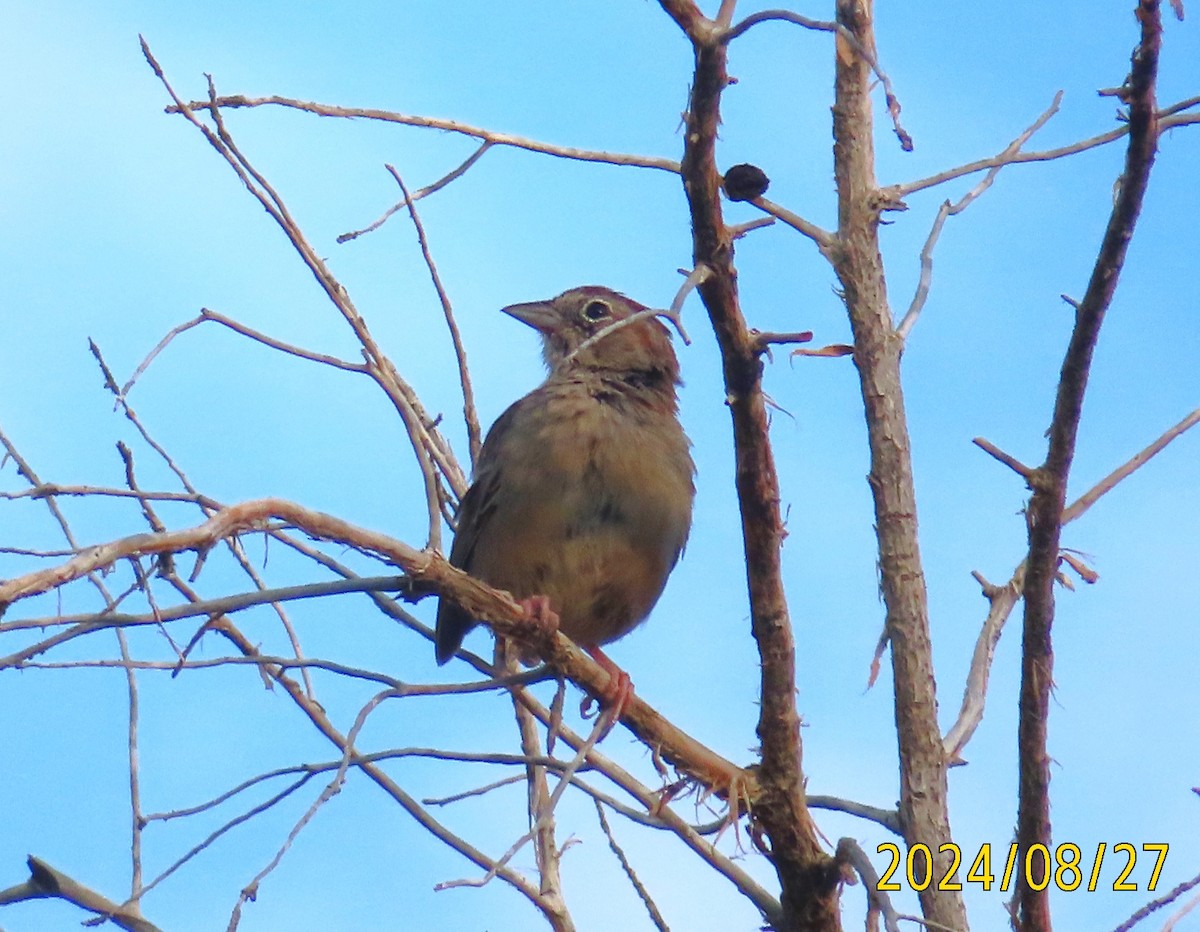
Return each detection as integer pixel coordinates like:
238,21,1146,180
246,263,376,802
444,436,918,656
581,645,634,736
514,597,632,737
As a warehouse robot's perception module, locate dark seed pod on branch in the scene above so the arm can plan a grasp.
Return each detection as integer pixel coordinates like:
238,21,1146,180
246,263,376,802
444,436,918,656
722,163,770,201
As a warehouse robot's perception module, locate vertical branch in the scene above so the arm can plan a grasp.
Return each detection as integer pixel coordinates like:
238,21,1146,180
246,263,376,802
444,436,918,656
829,2,965,929
117,629,145,904
1014,3,1162,928
501,644,568,927
658,2,840,929
386,165,483,466
0,430,148,912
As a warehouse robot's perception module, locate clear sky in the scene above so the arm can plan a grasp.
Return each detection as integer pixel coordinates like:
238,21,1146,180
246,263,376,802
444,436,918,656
2,2,1198,930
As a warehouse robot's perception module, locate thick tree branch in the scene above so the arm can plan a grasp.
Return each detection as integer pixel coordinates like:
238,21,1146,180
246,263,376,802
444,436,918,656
0,857,162,932
829,2,964,929
1015,3,1163,928
658,2,839,929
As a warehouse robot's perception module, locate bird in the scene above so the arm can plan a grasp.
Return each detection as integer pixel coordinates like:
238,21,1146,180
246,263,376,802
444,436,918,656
435,285,694,720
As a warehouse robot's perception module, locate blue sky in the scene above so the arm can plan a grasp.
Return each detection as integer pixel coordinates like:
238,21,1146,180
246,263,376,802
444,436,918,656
2,2,1198,930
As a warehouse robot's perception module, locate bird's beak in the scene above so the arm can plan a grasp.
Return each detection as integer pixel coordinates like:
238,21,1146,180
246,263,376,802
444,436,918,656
501,300,556,333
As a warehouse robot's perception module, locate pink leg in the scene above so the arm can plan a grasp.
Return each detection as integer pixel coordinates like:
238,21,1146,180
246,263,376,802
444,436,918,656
583,645,635,735
515,598,632,738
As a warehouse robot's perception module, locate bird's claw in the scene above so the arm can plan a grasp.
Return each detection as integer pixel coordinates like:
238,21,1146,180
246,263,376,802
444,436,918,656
581,645,634,738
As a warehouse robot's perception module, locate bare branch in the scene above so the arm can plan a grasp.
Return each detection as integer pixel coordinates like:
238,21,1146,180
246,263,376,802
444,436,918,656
897,92,1063,340
829,0,964,925
894,97,1200,200
339,141,494,243
658,1,840,927
972,437,1036,481
169,93,681,173
0,499,757,813
141,38,464,539
1064,406,1200,523
948,405,1200,760
721,10,912,151
807,795,902,835
595,799,671,932
1111,864,1200,932
835,838,901,932
0,857,162,932
1015,3,1163,924
386,165,483,466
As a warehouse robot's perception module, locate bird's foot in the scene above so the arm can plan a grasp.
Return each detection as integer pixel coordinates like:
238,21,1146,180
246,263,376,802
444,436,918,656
513,595,561,646
580,645,634,738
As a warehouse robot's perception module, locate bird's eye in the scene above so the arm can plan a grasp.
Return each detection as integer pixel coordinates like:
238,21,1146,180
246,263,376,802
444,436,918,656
581,300,611,323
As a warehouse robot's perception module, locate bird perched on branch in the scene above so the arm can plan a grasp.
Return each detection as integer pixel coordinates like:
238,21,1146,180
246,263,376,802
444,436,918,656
435,285,694,721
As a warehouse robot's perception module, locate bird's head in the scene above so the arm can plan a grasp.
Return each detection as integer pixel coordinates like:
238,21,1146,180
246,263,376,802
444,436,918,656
502,286,680,383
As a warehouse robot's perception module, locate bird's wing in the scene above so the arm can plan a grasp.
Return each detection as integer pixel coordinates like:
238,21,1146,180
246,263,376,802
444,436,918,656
433,401,518,664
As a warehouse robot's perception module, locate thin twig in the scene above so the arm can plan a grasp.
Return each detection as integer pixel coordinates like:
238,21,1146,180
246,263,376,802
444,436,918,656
1,576,405,634
972,437,1036,480
721,9,912,150
340,141,494,243
226,689,399,930
1111,865,1200,932
595,800,671,932
171,94,681,173
117,628,144,904
897,92,1063,340
562,275,700,368
386,164,482,465
0,483,219,506
436,714,608,896
1065,406,1200,523
135,773,316,904
807,795,902,835
894,97,1200,200
422,774,526,806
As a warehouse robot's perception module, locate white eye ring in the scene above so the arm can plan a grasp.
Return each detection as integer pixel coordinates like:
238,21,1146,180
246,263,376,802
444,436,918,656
582,300,610,322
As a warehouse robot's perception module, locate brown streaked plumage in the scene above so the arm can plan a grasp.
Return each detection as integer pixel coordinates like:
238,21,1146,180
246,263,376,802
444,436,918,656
435,287,694,698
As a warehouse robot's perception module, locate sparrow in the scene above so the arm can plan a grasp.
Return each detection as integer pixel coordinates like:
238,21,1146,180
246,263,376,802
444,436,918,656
435,286,694,717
